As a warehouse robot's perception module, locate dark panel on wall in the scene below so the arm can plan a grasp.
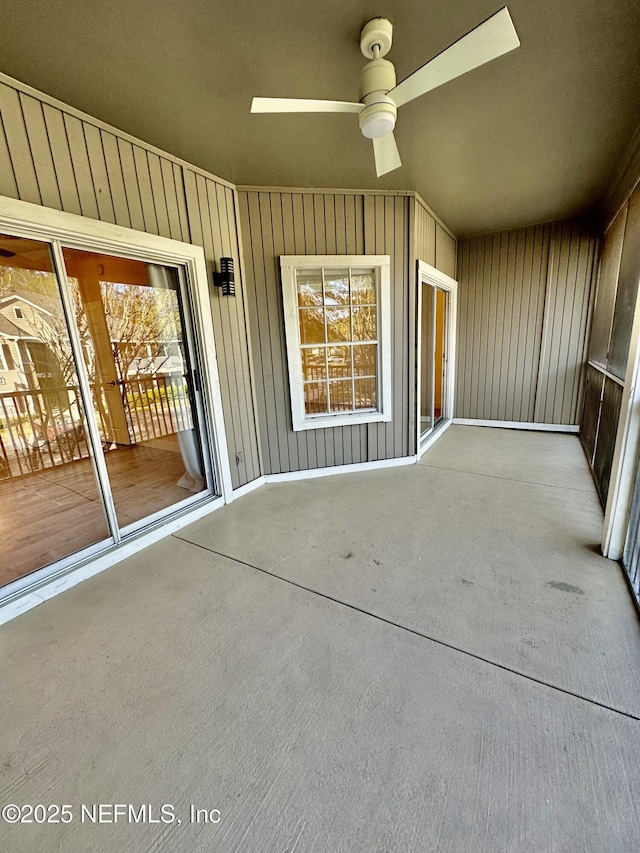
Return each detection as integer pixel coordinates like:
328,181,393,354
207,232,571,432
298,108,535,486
588,204,627,367
580,363,604,465
593,377,623,505
608,185,640,379
0,75,261,488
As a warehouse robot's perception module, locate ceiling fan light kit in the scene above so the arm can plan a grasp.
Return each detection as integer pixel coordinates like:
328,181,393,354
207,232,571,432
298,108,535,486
251,7,520,177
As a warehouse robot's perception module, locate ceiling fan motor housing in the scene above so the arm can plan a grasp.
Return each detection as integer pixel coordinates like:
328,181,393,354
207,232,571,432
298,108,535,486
359,57,396,100
359,56,397,139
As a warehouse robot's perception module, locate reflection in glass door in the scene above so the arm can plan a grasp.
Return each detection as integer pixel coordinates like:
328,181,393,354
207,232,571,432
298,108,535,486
419,283,449,440
0,234,215,592
0,233,111,587
417,263,456,453
61,248,212,531
434,288,447,425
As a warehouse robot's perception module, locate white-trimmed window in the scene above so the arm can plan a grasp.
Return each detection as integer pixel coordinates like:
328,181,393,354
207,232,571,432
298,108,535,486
280,255,392,431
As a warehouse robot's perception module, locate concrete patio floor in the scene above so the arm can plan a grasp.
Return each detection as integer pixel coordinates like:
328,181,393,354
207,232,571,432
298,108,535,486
1,425,640,852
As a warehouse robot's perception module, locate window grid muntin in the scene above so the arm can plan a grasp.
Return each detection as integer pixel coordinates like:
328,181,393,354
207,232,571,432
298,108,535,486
298,266,378,417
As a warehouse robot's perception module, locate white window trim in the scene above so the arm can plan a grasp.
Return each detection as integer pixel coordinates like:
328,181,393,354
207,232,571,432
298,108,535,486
280,254,392,431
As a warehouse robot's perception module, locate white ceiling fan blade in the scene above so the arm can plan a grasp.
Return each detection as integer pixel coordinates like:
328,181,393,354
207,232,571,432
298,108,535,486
373,133,402,177
251,97,362,114
389,7,520,109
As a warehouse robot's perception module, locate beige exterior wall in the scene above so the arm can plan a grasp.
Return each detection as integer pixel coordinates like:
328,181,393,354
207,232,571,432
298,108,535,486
456,219,599,425
0,76,261,488
238,188,457,473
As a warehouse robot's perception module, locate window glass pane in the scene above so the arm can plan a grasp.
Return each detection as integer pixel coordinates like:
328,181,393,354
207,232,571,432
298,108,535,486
608,186,640,379
354,377,377,409
0,233,110,587
350,270,376,304
62,248,210,530
352,306,376,341
302,348,326,381
588,207,625,367
324,269,350,305
304,381,328,414
326,308,351,342
420,284,435,436
297,270,323,307
353,344,377,376
299,308,325,344
434,288,446,422
327,346,351,378
329,380,353,411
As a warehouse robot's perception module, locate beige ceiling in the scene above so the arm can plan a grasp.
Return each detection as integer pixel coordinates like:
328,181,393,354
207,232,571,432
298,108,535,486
1,0,640,236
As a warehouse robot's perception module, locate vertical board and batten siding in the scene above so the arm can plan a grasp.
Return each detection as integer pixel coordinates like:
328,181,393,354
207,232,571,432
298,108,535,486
239,189,439,474
0,75,260,489
456,220,598,424
413,198,457,277
435,223,457,279
414,198,436,267
182,171,261,488
534,220,598,424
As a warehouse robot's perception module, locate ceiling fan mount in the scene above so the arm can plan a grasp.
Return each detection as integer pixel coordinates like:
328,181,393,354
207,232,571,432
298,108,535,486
251,7,520,177
360,17,394,59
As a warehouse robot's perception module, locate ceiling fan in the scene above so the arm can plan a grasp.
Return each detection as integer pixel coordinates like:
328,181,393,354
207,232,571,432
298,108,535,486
251,7,520,177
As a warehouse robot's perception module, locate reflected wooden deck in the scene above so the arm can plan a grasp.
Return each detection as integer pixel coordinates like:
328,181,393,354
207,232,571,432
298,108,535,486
1,442,192,588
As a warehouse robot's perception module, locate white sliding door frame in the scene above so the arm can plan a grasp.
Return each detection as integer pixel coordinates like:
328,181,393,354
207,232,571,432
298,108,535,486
416,260,458,458
0,196,233,610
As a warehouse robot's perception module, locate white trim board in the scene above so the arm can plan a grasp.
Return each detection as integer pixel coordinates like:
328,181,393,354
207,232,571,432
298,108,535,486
265,455,417,483
0,496,225,627
231,476,266,499
418,418,453,458
453,419,580,433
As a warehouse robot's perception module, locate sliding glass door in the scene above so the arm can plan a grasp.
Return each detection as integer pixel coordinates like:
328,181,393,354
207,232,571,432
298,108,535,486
417,261,457,453
0,230,216,590
0,234,111,586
